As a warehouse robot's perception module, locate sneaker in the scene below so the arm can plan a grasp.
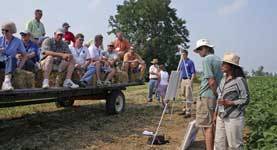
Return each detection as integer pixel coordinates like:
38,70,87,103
42,79,49,89
63,79,79,88
97,80,103,87
103,80,111,86
1,81,14,91
148,99,152,102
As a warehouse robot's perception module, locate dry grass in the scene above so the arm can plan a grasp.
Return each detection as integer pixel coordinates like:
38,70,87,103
0,83,205,150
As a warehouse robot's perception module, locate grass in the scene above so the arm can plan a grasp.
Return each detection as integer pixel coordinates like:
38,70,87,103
0,82,203,150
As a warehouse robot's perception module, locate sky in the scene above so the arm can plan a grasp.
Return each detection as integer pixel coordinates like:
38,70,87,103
0,0,276,73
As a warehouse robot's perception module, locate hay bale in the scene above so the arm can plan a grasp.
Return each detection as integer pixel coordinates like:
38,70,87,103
12,69,35,89
113,71,128,84
0,69,36,89
35,69,82,88
129,72,140,82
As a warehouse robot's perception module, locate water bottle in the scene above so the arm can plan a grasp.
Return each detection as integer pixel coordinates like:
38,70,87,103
218,93,225,113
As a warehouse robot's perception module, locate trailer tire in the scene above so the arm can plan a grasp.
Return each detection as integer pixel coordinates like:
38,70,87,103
106,90,125,115
55,97,74,108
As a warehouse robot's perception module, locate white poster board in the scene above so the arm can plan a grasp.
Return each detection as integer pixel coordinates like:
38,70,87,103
164,71,182,101
180,120,199,150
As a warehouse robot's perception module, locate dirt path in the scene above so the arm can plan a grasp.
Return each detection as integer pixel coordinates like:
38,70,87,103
0,84,205,150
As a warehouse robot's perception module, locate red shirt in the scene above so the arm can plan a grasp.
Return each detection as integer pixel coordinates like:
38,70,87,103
64,31,75,43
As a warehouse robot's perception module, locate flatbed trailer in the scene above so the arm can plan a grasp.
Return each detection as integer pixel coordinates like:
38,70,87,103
0,81,143,115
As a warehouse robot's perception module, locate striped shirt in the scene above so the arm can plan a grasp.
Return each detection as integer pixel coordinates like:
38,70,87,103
216,76,250,118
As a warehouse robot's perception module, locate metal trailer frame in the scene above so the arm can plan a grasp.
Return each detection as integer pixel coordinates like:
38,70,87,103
0,81,143,115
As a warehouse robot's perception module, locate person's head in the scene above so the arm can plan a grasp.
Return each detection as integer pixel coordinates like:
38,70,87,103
194,39,215,57
128,46,135,54
159,64,165,71
75,33,84,47
54,28,64,42
1,21,17,38
221,52,245,78
107,42,114,52
181,49,188,59
151,58,159,65
34,9,43,20
94,34,103,47
116,32,123,41
20,30,32,43
62,22,70,32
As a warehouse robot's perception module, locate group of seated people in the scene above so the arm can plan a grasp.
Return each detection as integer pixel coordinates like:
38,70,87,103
0,11,146,91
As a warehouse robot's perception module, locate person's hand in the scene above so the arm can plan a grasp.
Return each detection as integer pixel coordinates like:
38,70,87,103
218,99,235,106
62,53,73,61
213,112,217,126
16,53,23,60
217,98,224,106
223,100,235,106
75,64,81,69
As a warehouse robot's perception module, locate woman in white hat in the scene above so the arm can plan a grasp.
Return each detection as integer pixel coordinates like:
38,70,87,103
214,52,250,150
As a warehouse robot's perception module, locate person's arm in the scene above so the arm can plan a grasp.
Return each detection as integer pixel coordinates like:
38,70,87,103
26,20,32,32
43,51,72,61
202,57,217,96
208,78,218,96
16,40,27,69
190,61,196,82
41,39,72,61
27,51,36,59
41,23,46,36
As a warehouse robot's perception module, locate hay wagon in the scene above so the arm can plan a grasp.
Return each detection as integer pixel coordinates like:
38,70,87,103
0,81,143,115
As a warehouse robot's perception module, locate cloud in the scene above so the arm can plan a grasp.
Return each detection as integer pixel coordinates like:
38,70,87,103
218,0,248,16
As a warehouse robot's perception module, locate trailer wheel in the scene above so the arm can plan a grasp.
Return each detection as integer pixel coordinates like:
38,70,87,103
55,97,74,108
106,90,125,115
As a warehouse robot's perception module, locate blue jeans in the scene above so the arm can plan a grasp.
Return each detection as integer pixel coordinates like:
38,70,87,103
80,65,96,85
148,79,160,101
21,60,36,72
0,56,17,74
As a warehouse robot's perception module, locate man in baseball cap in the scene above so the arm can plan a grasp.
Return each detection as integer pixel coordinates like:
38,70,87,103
62,22,75,45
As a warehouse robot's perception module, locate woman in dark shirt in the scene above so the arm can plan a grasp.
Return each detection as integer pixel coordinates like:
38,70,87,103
214,52,250,150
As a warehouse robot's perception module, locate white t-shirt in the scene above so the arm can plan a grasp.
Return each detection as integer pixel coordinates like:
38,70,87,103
149,65,159,79
159,71,169,85
88,45,103,59
69,45,91,65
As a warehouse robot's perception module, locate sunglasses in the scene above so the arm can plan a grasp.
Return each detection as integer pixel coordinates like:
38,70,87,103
78,38,84,41
1,29,9,33
57,34,64,37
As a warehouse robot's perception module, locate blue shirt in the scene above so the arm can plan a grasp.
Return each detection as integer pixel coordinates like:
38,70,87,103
180,58,196,79
23,40,40,63
0,36,25,57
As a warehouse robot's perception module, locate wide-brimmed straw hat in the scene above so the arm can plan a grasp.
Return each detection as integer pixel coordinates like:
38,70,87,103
193,39,215,52
151,58,158,64
223,52,240,67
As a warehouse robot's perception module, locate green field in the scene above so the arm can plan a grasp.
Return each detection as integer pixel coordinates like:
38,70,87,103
245,77,277,150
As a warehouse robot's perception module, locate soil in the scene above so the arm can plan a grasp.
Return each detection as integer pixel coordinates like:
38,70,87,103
0,85,205,150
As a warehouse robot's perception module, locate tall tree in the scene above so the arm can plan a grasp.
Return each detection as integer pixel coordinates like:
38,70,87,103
108,0,189,72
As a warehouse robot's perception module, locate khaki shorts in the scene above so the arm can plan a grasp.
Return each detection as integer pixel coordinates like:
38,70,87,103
196,97,216,127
